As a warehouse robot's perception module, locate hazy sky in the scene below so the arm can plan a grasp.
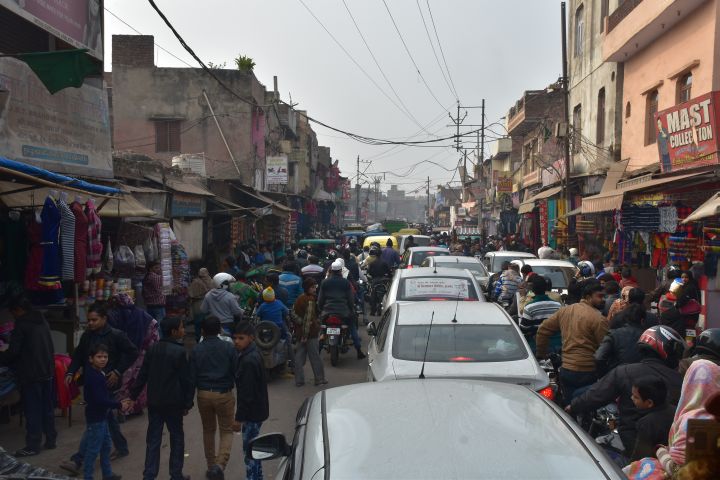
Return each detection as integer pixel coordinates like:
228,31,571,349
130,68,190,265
104,0,563,195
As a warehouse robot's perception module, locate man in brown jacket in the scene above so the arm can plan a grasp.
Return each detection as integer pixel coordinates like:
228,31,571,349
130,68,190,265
536,281,608,405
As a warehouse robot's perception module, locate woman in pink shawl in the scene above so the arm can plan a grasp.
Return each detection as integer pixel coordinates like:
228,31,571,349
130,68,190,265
623,359,720,479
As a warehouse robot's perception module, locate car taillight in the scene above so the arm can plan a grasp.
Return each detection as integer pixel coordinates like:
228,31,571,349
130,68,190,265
538,386,554,400
326,316,342,326
407,265,413,269
449,356,474,362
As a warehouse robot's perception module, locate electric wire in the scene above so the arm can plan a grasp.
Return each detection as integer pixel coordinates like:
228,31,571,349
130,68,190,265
426,0,459,101
415,0,457,102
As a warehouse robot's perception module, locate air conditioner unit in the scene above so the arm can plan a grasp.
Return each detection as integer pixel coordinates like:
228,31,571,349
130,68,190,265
555,122,568,138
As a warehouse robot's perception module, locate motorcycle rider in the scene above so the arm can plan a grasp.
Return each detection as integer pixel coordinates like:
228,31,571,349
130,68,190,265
279,261,303,308
301,255,325,284
536,281,608,404
201,273,244,335
566,325,685,459
594,303,645,377
380,239,400,269
678,328,720,375
295,249,309,269
367,247,392,316
318,260,365,359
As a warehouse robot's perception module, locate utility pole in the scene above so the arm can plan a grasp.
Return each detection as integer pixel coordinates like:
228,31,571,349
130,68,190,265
356,155,360,223
479,99,485,235
426,176,431,224
373,176,382,223
561,2,572,225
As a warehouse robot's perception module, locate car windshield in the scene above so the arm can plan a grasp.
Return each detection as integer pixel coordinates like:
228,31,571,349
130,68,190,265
410,237,431,247
409,250,449,266
398,276,479,300
436,262,488,277
392,324,527,362
528,265,576,289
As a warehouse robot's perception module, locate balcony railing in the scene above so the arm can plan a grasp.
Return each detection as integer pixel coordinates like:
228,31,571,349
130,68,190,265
607,0,643,32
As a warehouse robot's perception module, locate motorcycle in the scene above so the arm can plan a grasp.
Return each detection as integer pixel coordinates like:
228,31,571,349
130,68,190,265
538,352,563,405
320,314,352,367
367,276,390,316
355,279,368,325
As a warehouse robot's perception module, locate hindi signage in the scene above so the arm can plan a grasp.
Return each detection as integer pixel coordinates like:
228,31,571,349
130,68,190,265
266,156,288,185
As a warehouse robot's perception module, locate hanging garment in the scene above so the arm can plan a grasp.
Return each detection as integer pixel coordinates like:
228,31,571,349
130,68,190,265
658,206,678,233
71,201,88,284
621,205,661,231
57,198,75,281
86,199,103,273
24,220,43,292
38,196,62,289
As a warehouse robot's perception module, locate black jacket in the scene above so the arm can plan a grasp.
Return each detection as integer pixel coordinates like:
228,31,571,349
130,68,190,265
629,404,675,461
130,338,194,414
571,357,682,451
235,343,269,423
609,308,658,330
318,275,355,318
0,310,54,384
367,259,391,279
189,336,236,392
594,324,644,376
67,324,138,385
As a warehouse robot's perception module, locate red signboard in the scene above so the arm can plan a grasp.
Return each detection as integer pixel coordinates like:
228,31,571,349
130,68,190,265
655,91,720,173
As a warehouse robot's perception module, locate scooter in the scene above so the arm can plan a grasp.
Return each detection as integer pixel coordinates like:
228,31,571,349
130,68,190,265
251,316,289,376
320,314,351,367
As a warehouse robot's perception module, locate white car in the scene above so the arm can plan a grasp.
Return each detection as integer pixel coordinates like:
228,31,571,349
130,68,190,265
395,234,431,254
367,301,551,394
510,258,579,295
483,250,537,274
420,255,490,292
381,266,485,313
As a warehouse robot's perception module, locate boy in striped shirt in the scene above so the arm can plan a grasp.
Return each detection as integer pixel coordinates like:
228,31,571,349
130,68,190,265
520,276,562,351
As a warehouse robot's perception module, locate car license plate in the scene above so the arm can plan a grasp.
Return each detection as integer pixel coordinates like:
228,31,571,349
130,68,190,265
327,328,341,335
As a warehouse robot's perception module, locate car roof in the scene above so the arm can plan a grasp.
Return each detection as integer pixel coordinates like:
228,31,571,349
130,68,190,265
485,250,536,258
312,379,619,479
512,259,577,268
395,302,510,325
407,246,449,253
396,266,475,278
430,256,482,264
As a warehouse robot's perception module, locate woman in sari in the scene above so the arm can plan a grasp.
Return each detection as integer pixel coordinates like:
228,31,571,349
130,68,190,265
188,267,214,341
108,293,159,414
623,359,720,479
607,286,633,323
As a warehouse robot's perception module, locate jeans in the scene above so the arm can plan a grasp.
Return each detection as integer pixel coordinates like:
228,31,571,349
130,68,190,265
83,421,113,480
559,368,597,407
345,318,361,350
196,390,235,469
294,337,325,385
21,378,57,450
143,411,185,480
242,421,264,480
71,410,128,466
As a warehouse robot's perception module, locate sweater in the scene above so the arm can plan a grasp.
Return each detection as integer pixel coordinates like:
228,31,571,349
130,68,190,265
84,367,120,423
234,343,269,423
201,288,243,325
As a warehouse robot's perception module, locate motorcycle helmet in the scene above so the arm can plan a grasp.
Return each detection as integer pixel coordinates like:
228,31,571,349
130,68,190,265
369,245,381,256
327,250,339,261
637,326,685,365
370,241,381,249
695,328,720,358
577,260,595,278
212,272,236,289
297,249,308,259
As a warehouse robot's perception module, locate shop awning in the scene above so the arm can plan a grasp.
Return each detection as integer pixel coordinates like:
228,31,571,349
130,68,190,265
518,186,563,214
0,157,121,196
231,184,294,214
518,202,535,214
682,192,720,224
207,194,258,217
144,174,215,197
581,172,706,214
96,195,157,218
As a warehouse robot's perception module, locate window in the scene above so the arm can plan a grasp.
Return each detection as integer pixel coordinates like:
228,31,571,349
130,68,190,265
154,120,181,152
572,104,582,153
376,310,393,352
677,73,693,104
600,0,609,32
574,5,585,57
596,88,606,146
288,162,296,177
645,90,659,146
626,101,631,118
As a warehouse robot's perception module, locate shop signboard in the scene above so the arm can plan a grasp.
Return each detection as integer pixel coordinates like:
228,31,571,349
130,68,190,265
497,176,513,193
0,0,103,60
171,194,206,217
655,91,720,173
0,57,113,178
266,156,289,185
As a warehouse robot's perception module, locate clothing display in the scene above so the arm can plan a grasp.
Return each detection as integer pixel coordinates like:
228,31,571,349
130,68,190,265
58,198,75,281
86,199,103,274
71,201,88,284
38,196,62,290
621,205,661,232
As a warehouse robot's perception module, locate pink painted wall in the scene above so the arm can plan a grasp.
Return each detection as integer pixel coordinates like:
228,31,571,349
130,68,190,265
620,0,720,171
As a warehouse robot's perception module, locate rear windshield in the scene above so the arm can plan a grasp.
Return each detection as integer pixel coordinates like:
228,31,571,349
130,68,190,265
491,256,530,272
392,324,527,362
411,237,431,247
409,250,449,266
398,276,479,300
436,262,488,277
528,266,576,289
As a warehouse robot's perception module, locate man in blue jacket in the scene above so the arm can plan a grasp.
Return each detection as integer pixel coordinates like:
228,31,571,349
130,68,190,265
279,261,302,308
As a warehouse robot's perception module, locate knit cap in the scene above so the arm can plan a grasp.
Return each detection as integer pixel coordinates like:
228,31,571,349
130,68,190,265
262,287,276,302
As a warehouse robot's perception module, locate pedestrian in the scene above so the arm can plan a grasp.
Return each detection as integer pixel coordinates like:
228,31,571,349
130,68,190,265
201,273,243,335
519,276,562,353
128,317,194,480
189,267,215,341
232,322,270,480
0,295,56,457
143,260,166,323
620,267,639,289
189,316,237,480
498,263,522,304
221,256,241,278
607,286,633,323
81,344,125,480
279,261,303,308
61,304,137,476
292,278,327,387
595,303,646,377
603,281,621,317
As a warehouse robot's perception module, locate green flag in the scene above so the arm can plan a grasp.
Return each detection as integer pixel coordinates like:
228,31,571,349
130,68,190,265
15,49,101,95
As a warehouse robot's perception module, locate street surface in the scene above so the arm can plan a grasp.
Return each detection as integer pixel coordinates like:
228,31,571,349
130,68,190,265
0,324,373,479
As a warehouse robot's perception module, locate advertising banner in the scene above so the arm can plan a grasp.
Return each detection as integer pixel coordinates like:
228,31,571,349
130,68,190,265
0,0,103,60
0,57,113,178
497,176,513,192
655,91,720,173
266,155,288,185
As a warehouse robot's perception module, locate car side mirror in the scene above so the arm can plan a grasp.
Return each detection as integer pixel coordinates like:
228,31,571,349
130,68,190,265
367,322,377,336
249,433,291,461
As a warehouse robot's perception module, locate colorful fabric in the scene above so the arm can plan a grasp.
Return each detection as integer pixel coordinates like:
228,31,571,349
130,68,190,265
117,319,159,414
86,199,103,273
607,287,633,322
71,201,88,284
38,196,62,289
57,198,75,281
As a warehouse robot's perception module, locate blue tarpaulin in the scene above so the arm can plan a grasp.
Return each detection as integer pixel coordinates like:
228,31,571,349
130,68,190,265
0,157,121,195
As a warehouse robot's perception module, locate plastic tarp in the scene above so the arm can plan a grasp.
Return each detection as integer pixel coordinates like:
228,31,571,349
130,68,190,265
96,195,156,218
173,219,203,260
0,157,120,195
682,192,720,223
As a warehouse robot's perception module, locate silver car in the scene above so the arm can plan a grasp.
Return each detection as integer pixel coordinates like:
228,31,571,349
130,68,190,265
248,379,625,479
398,246,450,269
367,301,550,393
420,255,490,292
511,258,579,295
381,266,485,313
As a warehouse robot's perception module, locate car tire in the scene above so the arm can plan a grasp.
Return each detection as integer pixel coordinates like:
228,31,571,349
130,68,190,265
255,321,281,349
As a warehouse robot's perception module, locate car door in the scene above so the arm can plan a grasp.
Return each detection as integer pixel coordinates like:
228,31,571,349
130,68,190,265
368,307,394,381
